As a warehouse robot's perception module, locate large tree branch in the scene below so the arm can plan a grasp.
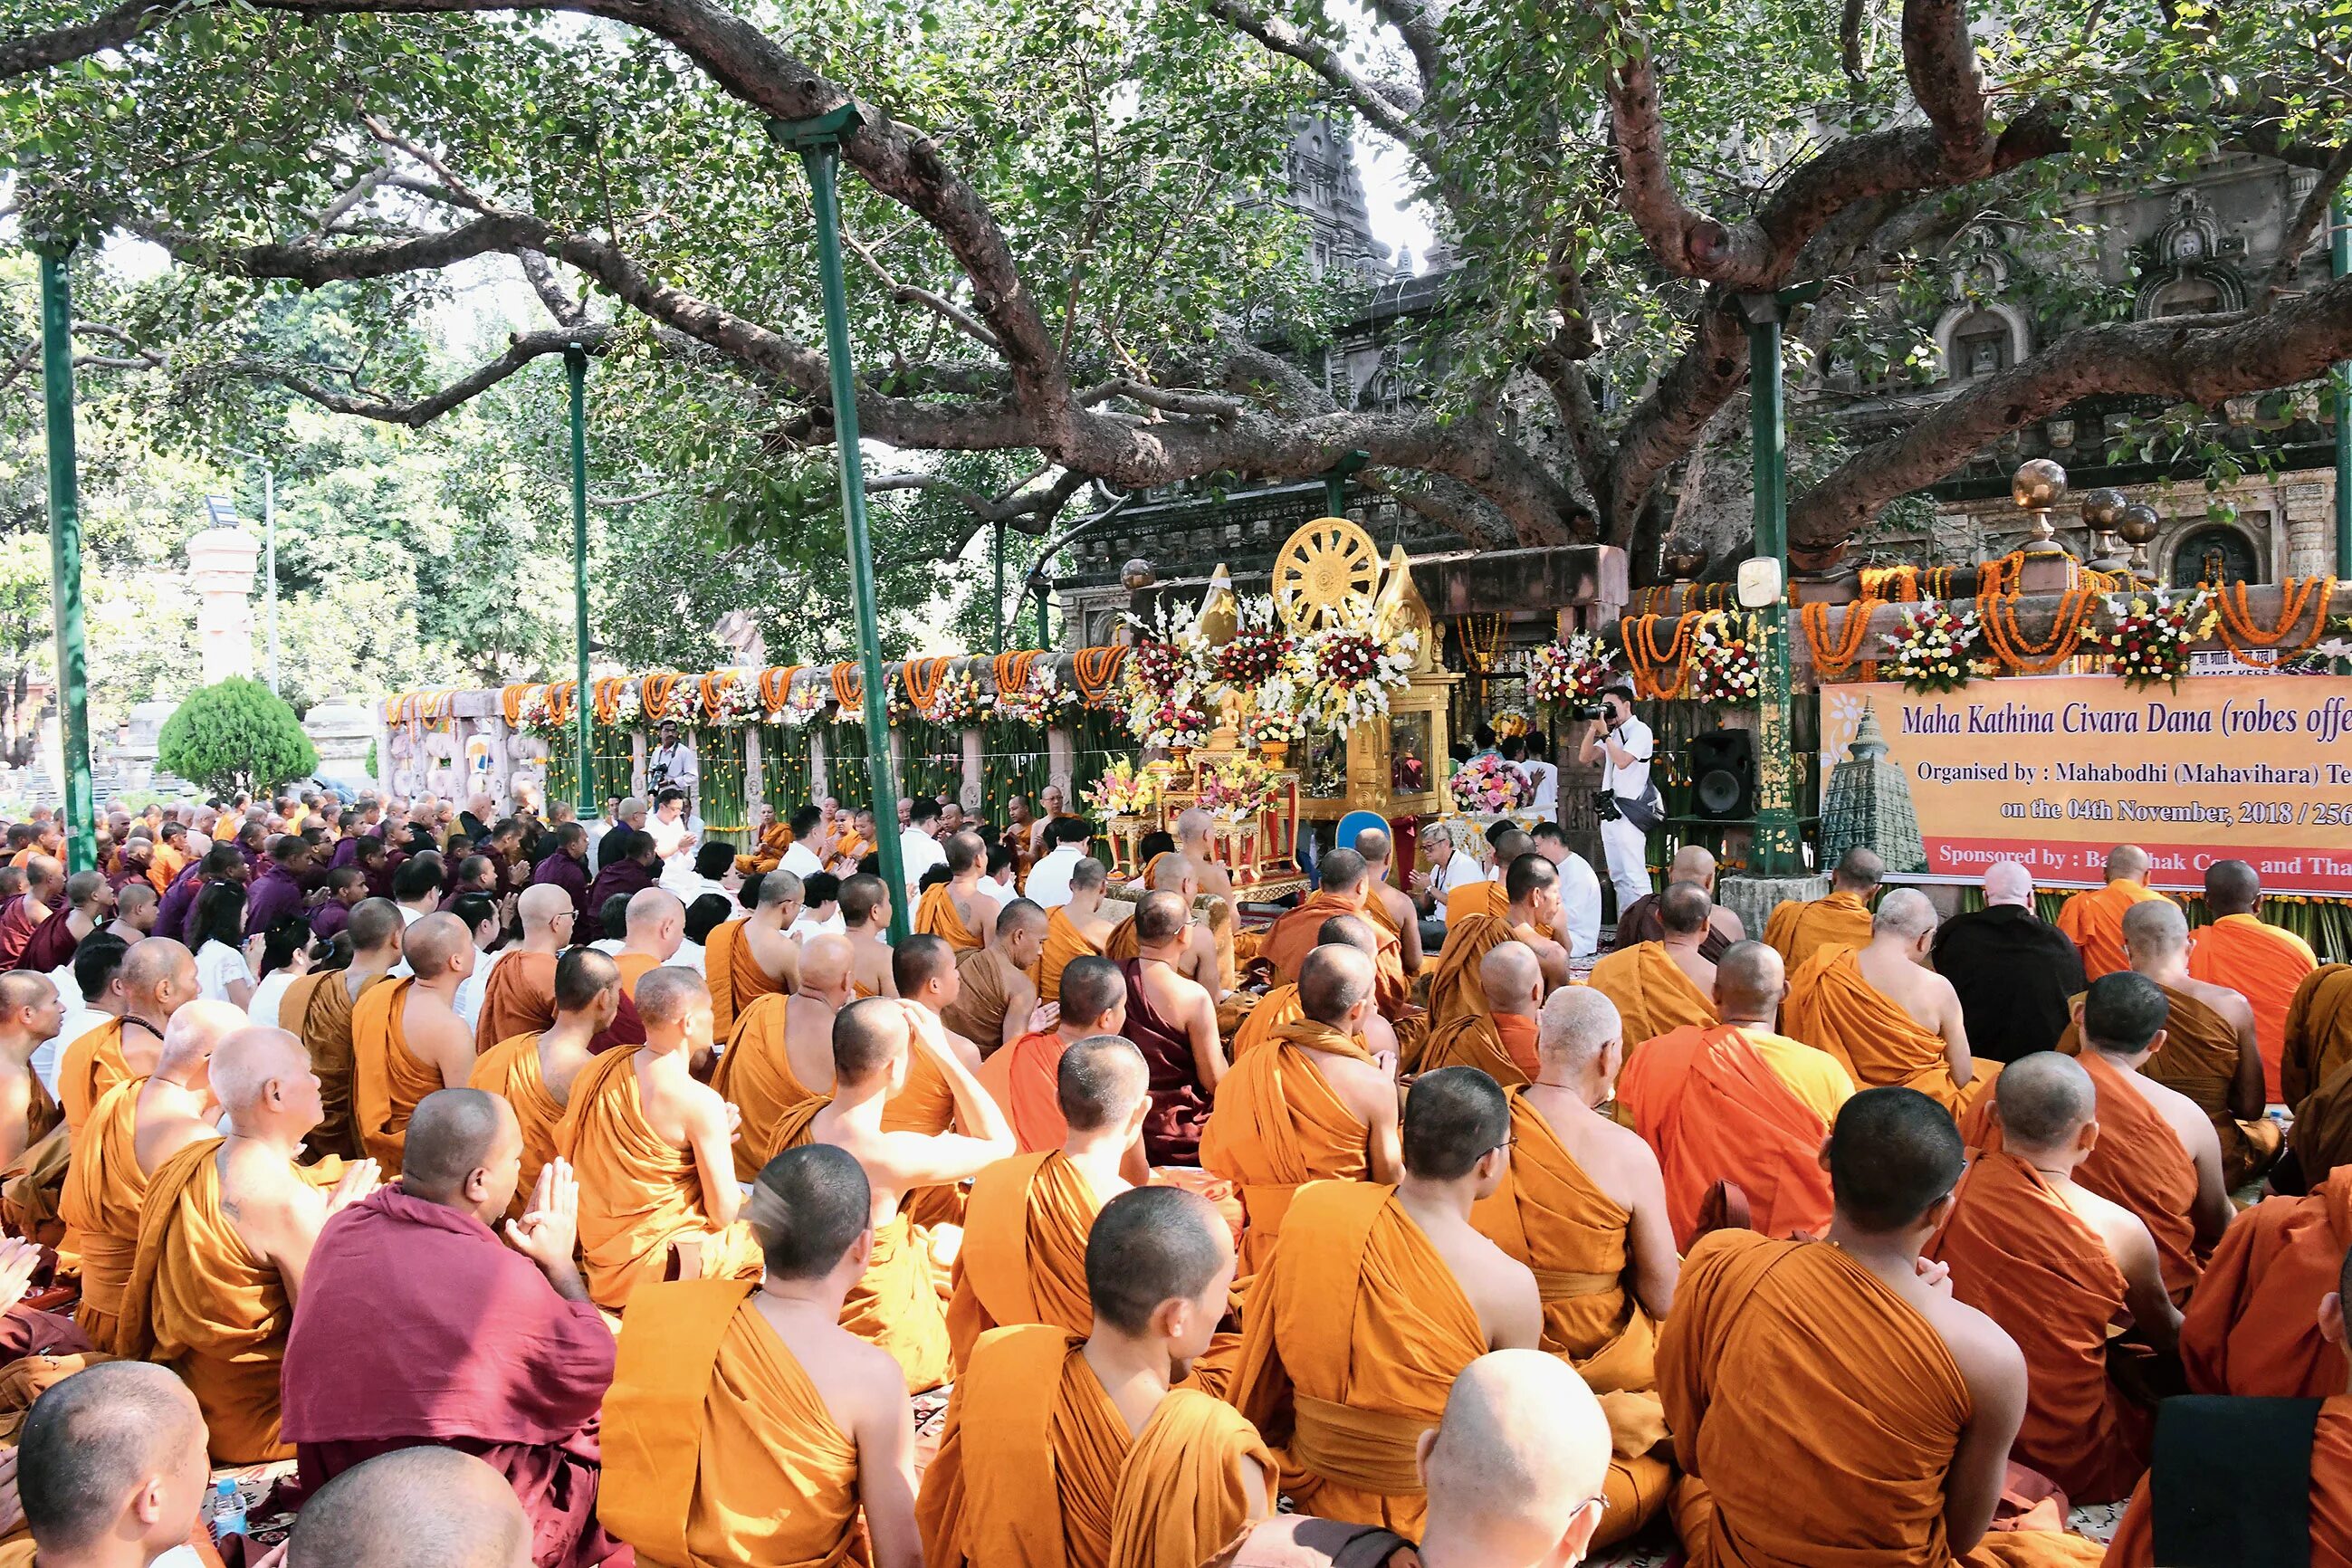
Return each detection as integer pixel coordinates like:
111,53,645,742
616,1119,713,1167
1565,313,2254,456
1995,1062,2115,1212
1791,272,2352,549
1898,0,1991,174
874,468,1094,569
1602,301,1750,542
1200,0,1428,148
223,326,611,425
2264,144,2352,305
0,0,173,77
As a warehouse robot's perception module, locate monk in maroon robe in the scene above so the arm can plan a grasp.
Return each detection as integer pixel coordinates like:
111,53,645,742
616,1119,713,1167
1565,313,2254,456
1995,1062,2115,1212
18,871,108,976
1117,953,1212,1163
0,857,61,970
281,1090,624,1568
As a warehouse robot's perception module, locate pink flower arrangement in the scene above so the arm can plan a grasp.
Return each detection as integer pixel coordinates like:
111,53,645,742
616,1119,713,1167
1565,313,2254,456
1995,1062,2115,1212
1448,753,1533,814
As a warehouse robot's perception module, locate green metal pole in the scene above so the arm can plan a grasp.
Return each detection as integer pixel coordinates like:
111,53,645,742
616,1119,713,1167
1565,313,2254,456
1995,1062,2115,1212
569,345,595,817
1741,295,1801,877
776,110,908,940
992,521,1006,655
2334,197,2349,577
37,250,93,875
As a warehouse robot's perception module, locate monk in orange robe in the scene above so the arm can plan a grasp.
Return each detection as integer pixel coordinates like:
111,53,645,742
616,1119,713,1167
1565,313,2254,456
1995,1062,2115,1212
1231,1069,1542,1535
280,898,404,1162
1226,981,1300,1058
946,1036,1147,1369
471,884,567,1052
1199,944,1401,1273
1261,850,1415,1022
118,1025,383,1462
1964,972,2231,1305
1783,889,1993,1117
913,831,993,955
1661,1088,2106,1568
2188,860,2319,1102
1420,941,1543,1085
61,936,194,1134
352,913,479,1176
713,932,852,1181
1585,881,1720,1047
943,899,1046,1054
610,888,687,1001
2054,843,2166,980
1107,1383,1276,1568
598,1144,923,1568
469,948,621,1222
701,872,797,1039
1469,986,1680,1548
1040,861,1116,1002
2182,1166,2352,1399
729,802,794,876
2285,963,2352,1109
1927,1053,2175,1503
1443,875,1507,926
2056,899,2280,1189
1760,846,1880,971
1617,941,1853,1248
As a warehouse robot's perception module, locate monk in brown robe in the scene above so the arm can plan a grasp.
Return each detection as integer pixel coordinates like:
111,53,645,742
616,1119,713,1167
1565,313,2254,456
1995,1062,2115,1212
352,912,479,1177
559,967,766,1311
1661,1087,2106,1567
702,868,798,1039
2058,898,2279,1189
947,1035,1150,1368
925,1184,1262,1568
914,831,995,956
11,1362,216,1568
61,936,194,1135
1784,888,1992,1115
599,1143,923,1568
472,884,568,1053
1585,880,1719,1047
2188,859,2317,1104
980,955,1127,1152
1120,892,1224,1166
1616,941,1855,1248
0,856,60,970
119,1026,384,1461
1263,850,1418,1023
1611,845,1742,960
944,897,1046,1053
2183,1165,2352,1400
1105,854,1224,998
2287,962,2352,1112
1427,855,1572,1041
1421,941,1543,1085
2054,843,2166,981
62,999,242,1349
1965,973,2230,1306
470,947,620,1222
1040,858,1117,1004
1927,1053,2174,1503
840,874,899,999
282,897,403,1162
715,932,854,1180
1760,846,1879,971
1469,985,1679,1549
0,972,60,1177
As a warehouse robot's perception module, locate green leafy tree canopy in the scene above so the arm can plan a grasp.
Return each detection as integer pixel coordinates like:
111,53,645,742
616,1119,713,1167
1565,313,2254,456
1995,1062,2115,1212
157,676,319,798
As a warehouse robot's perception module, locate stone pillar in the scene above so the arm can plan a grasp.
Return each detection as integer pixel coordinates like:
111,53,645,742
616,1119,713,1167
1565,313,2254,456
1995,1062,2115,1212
744,727,765,807
1718,874,1826,944
961,728,984,810
302,694,375,784
123,699,177,789
810,729,830,799
1047,724,1075,794
185,525,259,687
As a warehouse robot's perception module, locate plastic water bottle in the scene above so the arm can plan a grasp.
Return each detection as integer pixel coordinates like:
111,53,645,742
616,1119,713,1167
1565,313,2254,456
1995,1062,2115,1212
209,1478,244,1543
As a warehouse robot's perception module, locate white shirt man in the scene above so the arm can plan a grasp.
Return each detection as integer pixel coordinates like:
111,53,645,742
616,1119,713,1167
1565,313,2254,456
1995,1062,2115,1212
898,812,948,899
1533,827,1603,957
1579,688,1657,914
1024,842,1086,909
646,728,698,798
1522,752,1559,815
780,839,826,879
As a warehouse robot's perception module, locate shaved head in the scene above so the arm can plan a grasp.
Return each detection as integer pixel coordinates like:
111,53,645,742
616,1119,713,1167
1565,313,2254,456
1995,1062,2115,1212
833,996,909,1085
758,868,802,910
1831,846,1884,892
2122,898,2190,961
1146,856,1196,895
1069,857,1107,894
1873,887,1938,940
1297,943,1374,1026
1480,941,1542,1018
892,932,956,997
1316,847,1368,895
400,1089,516,1202
1315,913,1380,955
944,831,985,875
62,870,108,911
1085,1185,1231,1336
997,898,1047,942
348,898,404,954
1993,1053,2095,1152
1539,986,1621,1075
1353,826,1392,865
749,1144,871,1280
626,886,684,938
2105,844,2151,882
1058,956,1126,1032
121,938,195,1005
289,1446,531,1568
1667,845,1717,885
1714,940,1785,1016
517,884,573,932
1982,861,2034,907
798,932,854,995
1659,880,1713,936
554,948,621,1013
403,913,473,980
19,1362,206,1556
1403,1066,1511,1181
1057,1034,1150,1133
1422,1352,1611,1560
208,1027,309,1119
1503,852,1556,906
2204,858,2261,913
0,970,53,1022
1133,890,1189,946
158,999,244,1079
634,966,709,1027
2082,971,2169,1054
1828,1087,1965,1233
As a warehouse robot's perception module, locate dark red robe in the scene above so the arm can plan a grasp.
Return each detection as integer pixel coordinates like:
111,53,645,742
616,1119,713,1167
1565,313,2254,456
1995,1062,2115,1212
14,909,80,975
1118,956,1211,1165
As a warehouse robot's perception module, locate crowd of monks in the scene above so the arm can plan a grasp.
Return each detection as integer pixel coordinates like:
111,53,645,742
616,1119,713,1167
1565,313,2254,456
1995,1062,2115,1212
0,783,2347,1567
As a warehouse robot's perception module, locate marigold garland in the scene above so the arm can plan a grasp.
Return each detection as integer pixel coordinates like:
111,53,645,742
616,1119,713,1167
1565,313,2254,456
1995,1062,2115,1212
1620,614,1697,700
1072,645,1128,706
901,657,951,712
1801,598,1882,683
758,665,800,710
500,684,531,726
1979,585,2098,674
545,683,576,727
2217,577,2338,666
991,650,1040,694
830,662,864,710
1860,565,1921,603
640,672,682,721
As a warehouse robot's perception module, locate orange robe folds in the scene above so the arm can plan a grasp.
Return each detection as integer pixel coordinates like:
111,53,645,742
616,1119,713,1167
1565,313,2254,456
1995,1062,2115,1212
1661,1230,2106,1568
1761,890,1873,971
1040,909,1105,1005
1927,1151,2146,1503
2059,981,2280,1189
1263,894,1410,1022
1586,942,1717,1048
1443,879,1507,927
1783,946,1994,1115
944,947,1024,1053
351,976,441,1176
1425,912,1508,1035
1107,1390,1276,1568
946,1151,1104,1371
711,994,825,1182
919,1325,1131,1568
1230,1181,1487,1535
916,884,987,954
59,1075,148,1349
1617,1023,1851,1249
979,1029,1071,1152
2181,1168,2352,1399
1469,1090,1673,1546
557,1049,764,1311
58,1017,131,1136
1228,985,1301,1059
2189,914,2317,1102
472,950,559,1055
2286,965,2352,1108
467,1033,568,1220
731,824,794,876
2103,1394,2352,1566
702,920,785,1041
614,951,658,999
1417,1011,1538,1087
599,1277,866,1568
1198,1018,1373,1275
280,970,378,1162
2055,880,2166,981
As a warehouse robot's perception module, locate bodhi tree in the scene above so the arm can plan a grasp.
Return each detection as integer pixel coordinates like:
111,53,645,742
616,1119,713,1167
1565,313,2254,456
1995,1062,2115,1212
0,0,2346,577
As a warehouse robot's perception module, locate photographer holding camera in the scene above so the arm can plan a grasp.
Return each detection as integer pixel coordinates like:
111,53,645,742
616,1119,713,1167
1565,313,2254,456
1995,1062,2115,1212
1577,684,1661,916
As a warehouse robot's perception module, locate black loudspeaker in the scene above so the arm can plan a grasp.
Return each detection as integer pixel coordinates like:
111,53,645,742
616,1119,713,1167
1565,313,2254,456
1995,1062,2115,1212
1688,729,1755,820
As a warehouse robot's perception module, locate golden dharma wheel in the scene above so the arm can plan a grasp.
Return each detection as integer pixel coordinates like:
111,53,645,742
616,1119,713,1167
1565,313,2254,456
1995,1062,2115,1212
1274,515,1383,631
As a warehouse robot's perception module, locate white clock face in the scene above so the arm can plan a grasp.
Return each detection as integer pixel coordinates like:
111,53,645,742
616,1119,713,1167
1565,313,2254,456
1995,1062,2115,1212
1736,558,1785,609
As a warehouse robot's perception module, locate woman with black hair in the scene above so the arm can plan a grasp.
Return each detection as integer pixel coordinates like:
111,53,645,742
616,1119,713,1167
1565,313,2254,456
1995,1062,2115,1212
189,878,258,1009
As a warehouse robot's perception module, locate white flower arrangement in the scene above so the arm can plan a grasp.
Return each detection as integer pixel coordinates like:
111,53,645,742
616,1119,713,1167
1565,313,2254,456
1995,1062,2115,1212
1296,612,1420,731
1523,634,1615,714
705,672,763,728
1241,676,1309,745
916,667,987,726
770,681,830,728
1685,612,1763,706
994,665,1075,727
2094,589,2217,689
1882,602,1988,694
1121,598,1217,744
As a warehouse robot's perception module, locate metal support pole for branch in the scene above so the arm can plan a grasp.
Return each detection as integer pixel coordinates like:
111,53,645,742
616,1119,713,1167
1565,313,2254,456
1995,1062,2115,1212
263,468,279,695
2335,197,2350,577
569,345,595,816
1324,449,1369,518
37,250,93,874
773,107,909,940
1739,289,1813,878
993,521,1006,655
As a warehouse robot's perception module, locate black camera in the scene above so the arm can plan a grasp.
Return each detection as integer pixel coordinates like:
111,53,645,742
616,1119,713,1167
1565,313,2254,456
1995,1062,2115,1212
1592,788,1622,823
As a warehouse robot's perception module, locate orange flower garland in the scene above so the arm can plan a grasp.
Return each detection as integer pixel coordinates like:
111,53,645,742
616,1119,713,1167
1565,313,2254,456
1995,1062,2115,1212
901,657,951,713
1979,584,2098,674
591,677,632,725
2217,577,2338,665
640,672,682,721
758,665,801,710
500,684,532,725
830,662,864,710
545,683,577,727
991,650,1039,693
1072,645,1127,706
1801,598,1882,684
1620,614,1697,700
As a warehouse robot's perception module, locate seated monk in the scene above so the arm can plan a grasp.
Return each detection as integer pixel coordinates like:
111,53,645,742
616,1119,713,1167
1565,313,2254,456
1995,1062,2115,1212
611,887,686,1000
1234,915,1397,1066
600,1143,921,1567
980,955,1127,1152
1611,845,1742,961
1965,973,2229,1306
18,869,109,979
1263,850,1419,1022
1179,806,1245,979
1200,943,1403,1274
2184,1164,2352,1400
1784,888,1992,1115
559,967,765,1310
62,999,242,1350
1660,1087,2106,1568
2188,858,2318,1103
61,936,195,1134
469,948,621,1222
472,884,569,1052
1232,1068,1540,1534
774,997,1017,1392
914,832,995,955
927,1185,1263,1568
943,897,1046,1054
839,874,900,999
14,1362,216,1568
355,912,480,1177
1120,892,1226,1165
731,801,794,877
1468,986,1679,1549
1105,853,1223,997
715,932,855,1180
282,898,404,1161
282,1089,622,1568
1617,941,1855,1248
282,1436,546,1568
2286,962,2352,1111
946,1035,1150,1368
2055,843,2167,981
1353,825,1425,979
893,933,1003,1228
1927,1053,2175,1503
1428,854,1572,1040
703,868,799,1039
2058,899,2279,1189
117,1026,385,1462
1760,846,1880,970
0,855,60,969
1039,856,1117,1003
0,972,62,1190
1584,881,1719,1048
1421,941,1543,1086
